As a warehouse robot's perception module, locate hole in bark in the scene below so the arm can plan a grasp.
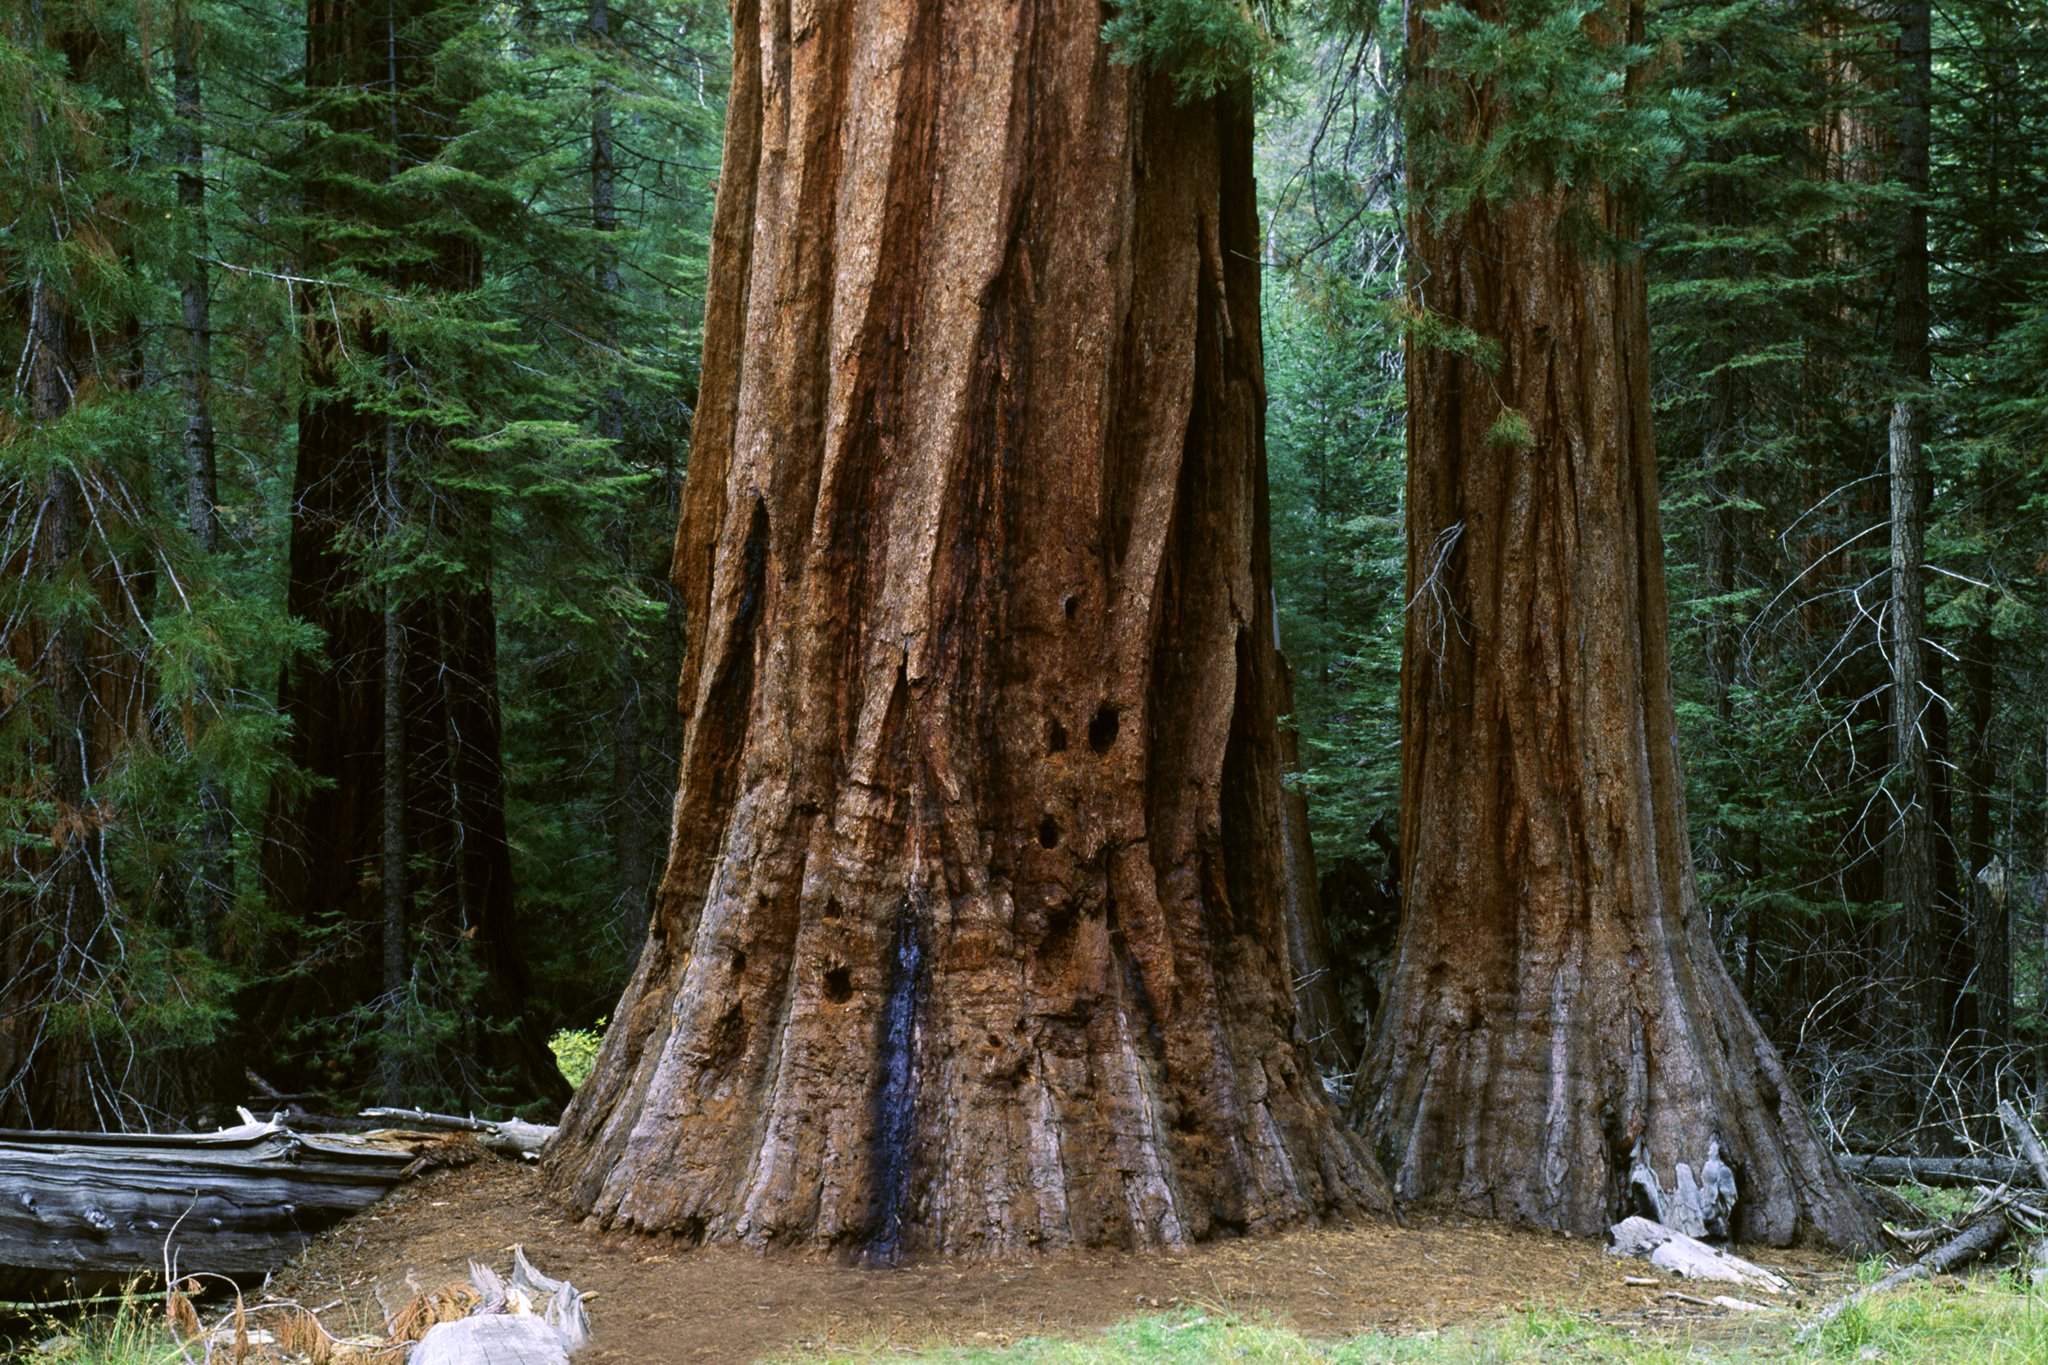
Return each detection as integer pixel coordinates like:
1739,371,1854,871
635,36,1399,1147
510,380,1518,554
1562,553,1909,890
823,965,853,1003
823,896,842,920
1037,816,1060,849
1062,593,1079,619
1088,704,1119,753
731,951,747,974
1046,719,1067,753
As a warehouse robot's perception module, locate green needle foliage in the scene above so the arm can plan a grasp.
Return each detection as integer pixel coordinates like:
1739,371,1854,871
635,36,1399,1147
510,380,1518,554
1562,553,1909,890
1,0,724,1118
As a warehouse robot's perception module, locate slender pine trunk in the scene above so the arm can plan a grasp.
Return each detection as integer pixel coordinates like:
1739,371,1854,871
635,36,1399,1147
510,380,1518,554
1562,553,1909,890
1883,0,1940,1054
589,0,651,947
174,2,231,953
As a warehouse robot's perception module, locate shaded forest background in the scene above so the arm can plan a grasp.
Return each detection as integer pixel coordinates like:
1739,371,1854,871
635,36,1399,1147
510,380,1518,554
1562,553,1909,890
3,0,2045,1157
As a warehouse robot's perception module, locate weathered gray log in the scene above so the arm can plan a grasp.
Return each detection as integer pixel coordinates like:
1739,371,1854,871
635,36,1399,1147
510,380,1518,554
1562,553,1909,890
1795,1210,2011,1342
1991,1105,2048,1289
1837,1153,2037,1187
1607,1216,1792,1293
0,1120,414,1276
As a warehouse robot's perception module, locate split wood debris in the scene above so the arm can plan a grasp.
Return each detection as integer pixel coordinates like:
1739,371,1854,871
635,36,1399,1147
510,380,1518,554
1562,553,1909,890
1606,1217,1792,1294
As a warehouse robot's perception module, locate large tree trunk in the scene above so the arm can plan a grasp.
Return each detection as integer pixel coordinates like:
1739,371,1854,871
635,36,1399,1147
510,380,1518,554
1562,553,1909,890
0,16,139,1130
262,0,563,1105
1357,0,1881,1250
544,2,1386,1258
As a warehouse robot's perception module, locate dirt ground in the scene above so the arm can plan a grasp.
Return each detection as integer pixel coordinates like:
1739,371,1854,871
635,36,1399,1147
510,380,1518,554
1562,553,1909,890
268,1156,1856,1363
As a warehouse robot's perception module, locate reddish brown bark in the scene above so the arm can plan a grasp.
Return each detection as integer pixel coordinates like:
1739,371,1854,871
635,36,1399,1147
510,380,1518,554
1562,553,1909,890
1358,0,1882,1250
544,2,1387,1257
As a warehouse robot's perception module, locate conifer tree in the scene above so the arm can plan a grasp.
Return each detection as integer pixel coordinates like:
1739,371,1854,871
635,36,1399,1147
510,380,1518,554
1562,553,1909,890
1359,0,1880,1247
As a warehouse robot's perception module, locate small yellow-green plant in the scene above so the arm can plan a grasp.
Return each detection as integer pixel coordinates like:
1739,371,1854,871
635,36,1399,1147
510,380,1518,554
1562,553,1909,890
549,1019,607,1088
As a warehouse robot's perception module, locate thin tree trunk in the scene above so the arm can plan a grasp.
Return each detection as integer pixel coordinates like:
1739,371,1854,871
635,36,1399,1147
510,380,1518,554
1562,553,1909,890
379,414,409,1107
11,289,97,1130
1888,399,1936,1028
1358,0,1882,1250
544,1,1387,1256
1964,626,2004,1041
1275,645,1355,1073
173,2,231,953
1883,0,1939,1054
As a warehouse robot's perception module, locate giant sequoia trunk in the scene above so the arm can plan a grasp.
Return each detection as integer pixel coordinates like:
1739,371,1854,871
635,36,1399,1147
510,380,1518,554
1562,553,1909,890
1357,0,1882,1250
544,3,1386,1257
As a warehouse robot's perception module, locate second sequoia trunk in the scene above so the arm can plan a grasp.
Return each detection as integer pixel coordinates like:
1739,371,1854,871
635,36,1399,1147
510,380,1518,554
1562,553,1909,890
1357,0,1881,1249
544,3,1385,1256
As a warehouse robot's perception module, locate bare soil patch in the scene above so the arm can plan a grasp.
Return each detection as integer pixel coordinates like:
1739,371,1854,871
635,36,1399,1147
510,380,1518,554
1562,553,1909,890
268,1157,1854,1362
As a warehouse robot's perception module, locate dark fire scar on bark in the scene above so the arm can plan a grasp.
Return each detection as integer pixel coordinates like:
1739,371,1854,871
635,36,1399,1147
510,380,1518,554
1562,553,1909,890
867,900,926,1263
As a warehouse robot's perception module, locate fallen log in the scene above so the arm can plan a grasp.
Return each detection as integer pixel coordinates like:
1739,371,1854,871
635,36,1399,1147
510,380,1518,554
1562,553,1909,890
1836,1154,2036,1187
1992,1103,2048,1288
1795,1209,2011,1342
359,1108,555,1160
1607,1216,1792,1294
0,1119,417,1279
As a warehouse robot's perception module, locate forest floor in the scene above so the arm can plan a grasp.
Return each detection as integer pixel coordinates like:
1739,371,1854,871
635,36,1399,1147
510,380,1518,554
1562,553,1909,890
262,1155,1865,1363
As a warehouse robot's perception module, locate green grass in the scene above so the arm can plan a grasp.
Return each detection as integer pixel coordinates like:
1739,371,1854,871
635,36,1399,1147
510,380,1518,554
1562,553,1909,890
802,1276,2048,1363
12,1295,187,1365
1800,1271,2048,1363
1888,1183,1982,1226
